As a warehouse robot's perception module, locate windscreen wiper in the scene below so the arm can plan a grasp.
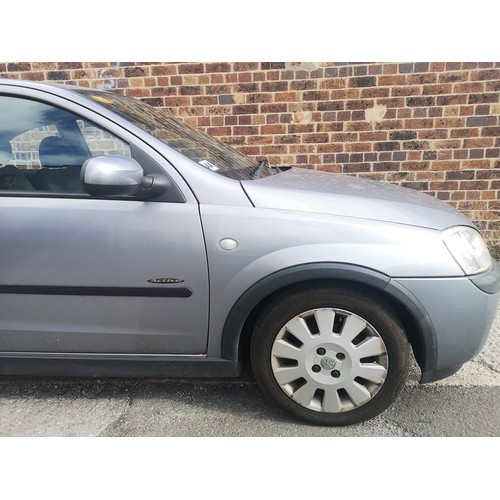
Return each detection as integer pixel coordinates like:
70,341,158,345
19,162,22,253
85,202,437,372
250,159,280,179
250,159,269,179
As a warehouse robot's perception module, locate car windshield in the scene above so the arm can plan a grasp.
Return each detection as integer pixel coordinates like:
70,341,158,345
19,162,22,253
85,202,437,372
76,89,273,181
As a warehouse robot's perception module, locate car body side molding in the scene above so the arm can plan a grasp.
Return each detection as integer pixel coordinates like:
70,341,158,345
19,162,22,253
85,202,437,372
0,285,192,298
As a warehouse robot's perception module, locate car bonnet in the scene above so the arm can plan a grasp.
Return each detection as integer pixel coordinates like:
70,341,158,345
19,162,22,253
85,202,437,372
241,167,472,230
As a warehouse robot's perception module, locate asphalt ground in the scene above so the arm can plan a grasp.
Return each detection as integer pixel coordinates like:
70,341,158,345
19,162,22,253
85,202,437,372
0,307,498,437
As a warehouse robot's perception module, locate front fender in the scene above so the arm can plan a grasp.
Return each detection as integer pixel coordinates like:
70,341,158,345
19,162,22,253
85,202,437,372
220,262,437,378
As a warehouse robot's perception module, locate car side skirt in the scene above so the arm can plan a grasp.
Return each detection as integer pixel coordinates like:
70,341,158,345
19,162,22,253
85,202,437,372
0,354,241,378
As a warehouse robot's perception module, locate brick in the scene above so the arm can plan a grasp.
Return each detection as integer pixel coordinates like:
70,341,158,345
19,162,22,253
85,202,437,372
238,115,252,125
437,94,467,106
218,94,234,105
288,124,315,134
289,80,317,91
431,161,461,170
382,63,398,74
391,86,421,97
485,81,500,92
246,93,273,103
378,120,404,130
406,96,435,107
454,82,485,93
439,72,469,83
350,76,376,87
460,181,489,190
390,131,417,141
303,90,330,101
152,65,177,76
236,83,259,93
469,93,499,104
47,70,69,80
373,162,400,171
261,81,288,92
360,132,388,141
403,141,427,150
422,84,453,95
345,142,372,152
408,73,437,85
419,129,448,139
450,128,479,138
321,78,347,90
233,63,258,71
179,86,201,95
58,62,83,70
317,101,344,111
178,63,204,74
399,63,414,74
207,126,232,136
303,133,329,143
261,103,288,113
486,148,500,158
432,140,461,149
346,99,374,110
430,63,446,72
474,69,499,81
361,87,390,98
7,62,31,71
233,126,258,135
369,65,383,75
469,149,484,159
261,62,286,70
464,138,494,148
192,96,217,105
447,170,475,180
466,116,497,127
19,71,45,81
206,84,232,94
353,66,368,76
205,63,231,73
404,119,434,128
125,66,146,77
378,75,407,86
415,62,430,72
344,163,372,173
233,104,258,115
376,142,399,151
434,117,465,128
482,127,500,137
476,105,491,115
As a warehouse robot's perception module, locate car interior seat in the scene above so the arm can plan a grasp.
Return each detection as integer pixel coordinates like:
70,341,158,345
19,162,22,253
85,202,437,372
32,136,89,193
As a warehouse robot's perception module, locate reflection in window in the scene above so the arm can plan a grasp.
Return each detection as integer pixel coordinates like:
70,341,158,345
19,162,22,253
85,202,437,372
0,96,130,194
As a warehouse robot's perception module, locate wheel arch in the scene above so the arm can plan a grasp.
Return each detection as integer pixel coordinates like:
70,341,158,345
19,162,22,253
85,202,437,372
220,263,437,379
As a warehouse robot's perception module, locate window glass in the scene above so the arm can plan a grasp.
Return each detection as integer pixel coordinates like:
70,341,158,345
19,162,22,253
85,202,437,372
0,96,130,194
78,89,274,181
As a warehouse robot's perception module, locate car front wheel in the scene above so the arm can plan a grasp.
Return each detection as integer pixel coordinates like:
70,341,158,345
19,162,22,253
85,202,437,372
250,285,410,426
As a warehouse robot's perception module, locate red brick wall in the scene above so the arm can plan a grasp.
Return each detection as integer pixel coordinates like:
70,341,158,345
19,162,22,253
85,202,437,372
1,62,499,257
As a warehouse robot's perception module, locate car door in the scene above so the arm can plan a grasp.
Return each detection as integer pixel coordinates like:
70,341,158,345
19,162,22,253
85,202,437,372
0,93,209,355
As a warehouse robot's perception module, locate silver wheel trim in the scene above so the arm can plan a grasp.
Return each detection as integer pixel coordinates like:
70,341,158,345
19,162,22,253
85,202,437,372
271,308,389,413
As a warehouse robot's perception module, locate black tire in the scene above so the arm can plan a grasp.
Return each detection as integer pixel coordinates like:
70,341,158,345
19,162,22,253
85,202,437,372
250,285,410,426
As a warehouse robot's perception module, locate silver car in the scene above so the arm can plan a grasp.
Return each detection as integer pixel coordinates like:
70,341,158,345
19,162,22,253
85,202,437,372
0,79,498,426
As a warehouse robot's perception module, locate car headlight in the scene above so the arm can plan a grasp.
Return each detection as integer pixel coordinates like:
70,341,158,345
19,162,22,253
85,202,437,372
442,226,493,275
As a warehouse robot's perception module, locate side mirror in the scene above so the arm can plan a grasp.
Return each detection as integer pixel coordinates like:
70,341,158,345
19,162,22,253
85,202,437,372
81,156,146,197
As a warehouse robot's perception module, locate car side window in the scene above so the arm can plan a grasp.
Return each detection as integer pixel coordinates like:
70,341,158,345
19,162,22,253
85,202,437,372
0,95,130,194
